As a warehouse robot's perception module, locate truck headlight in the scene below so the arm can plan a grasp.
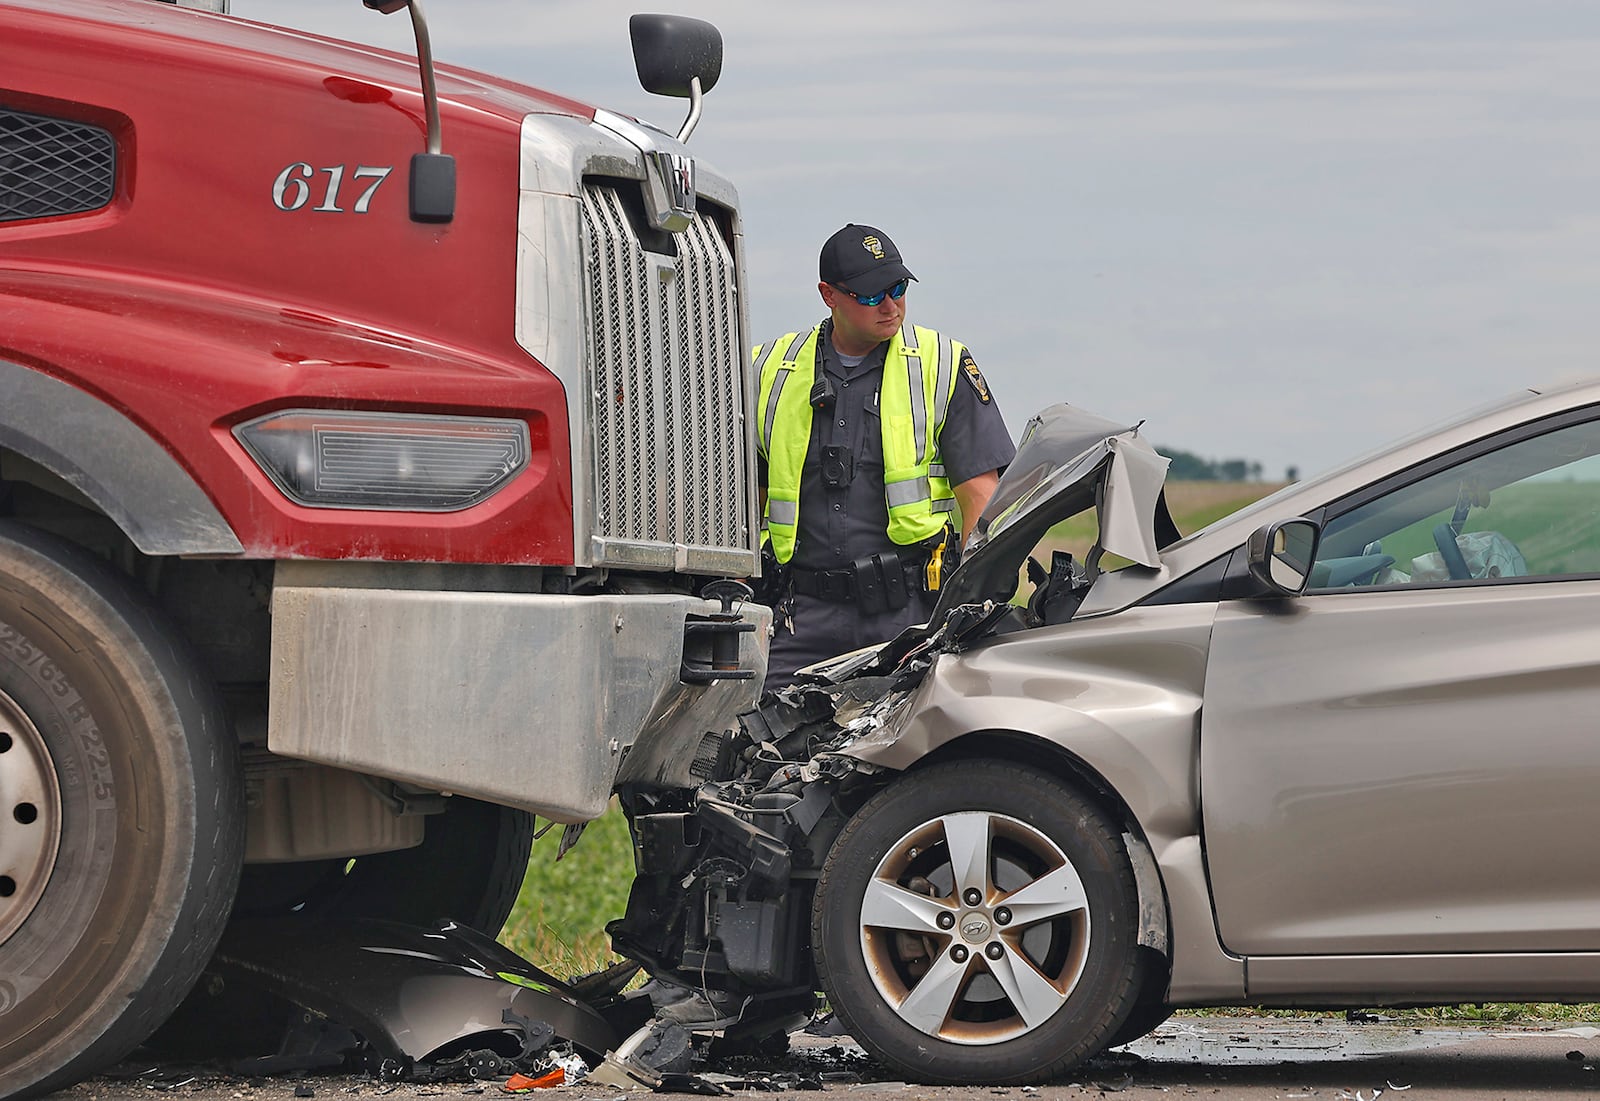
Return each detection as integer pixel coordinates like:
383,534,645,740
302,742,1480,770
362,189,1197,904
235,410,529,511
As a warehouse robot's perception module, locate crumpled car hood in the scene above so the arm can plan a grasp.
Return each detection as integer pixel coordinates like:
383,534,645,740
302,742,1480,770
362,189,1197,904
932,403,1179,620
801,404,1180,688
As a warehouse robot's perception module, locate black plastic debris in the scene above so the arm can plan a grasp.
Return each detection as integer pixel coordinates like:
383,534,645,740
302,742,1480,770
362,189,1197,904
204,915,617,1073
656,1071,733,1095
1346,1009,1390,1023
231,1018,358,1076
802,1012,850,1038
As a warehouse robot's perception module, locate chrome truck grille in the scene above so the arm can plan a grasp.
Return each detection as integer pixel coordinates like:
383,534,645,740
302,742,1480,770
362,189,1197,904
579,182,750,574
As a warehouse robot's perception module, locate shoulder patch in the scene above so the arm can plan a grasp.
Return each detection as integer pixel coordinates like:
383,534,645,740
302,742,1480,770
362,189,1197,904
959,349,991,404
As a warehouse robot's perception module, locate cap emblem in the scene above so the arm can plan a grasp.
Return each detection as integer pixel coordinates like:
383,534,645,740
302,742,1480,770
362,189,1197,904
862,235,886,260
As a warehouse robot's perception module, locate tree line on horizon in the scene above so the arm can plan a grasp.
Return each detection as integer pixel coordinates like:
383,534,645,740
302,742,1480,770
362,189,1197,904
1159,446,1298,484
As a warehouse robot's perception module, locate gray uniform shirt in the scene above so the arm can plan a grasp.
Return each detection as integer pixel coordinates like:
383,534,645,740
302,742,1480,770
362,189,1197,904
760,318,1016,687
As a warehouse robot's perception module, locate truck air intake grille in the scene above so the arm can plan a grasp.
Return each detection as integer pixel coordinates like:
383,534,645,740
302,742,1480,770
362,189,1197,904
579,183,751,573
0,110,115,223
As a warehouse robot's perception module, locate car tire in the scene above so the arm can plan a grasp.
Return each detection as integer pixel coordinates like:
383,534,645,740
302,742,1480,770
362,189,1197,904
0,521,243,1100
1103,997,1173,1049
813,760,1143,1085
234,797,535,934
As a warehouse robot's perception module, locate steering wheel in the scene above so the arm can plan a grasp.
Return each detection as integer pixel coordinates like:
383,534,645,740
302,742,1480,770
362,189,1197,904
1432,523,1472,580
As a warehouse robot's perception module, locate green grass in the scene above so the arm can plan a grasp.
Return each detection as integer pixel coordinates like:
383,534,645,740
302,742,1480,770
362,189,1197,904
499,803,635,976
1392,1004,1600,1024
1188,1004,1600,1024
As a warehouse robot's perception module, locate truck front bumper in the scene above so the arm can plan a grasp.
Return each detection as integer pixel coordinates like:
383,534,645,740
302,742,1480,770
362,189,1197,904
267,573,770,822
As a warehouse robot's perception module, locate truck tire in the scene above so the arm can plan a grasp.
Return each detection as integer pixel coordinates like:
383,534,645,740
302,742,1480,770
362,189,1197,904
0,520,243,1100
236,796,535,935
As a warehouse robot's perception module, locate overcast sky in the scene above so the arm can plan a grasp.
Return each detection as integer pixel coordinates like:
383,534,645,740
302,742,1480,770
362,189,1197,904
229,0,1600,481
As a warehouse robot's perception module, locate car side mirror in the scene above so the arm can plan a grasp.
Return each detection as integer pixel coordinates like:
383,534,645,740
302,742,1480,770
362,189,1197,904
1247,518,1321,596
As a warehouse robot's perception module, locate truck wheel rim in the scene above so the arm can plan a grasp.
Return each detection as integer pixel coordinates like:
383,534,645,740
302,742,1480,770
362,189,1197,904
0,687,62,946
857,810,1091,1045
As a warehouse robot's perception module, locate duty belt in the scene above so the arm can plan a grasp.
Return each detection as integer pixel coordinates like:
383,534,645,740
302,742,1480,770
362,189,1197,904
788,550,929,613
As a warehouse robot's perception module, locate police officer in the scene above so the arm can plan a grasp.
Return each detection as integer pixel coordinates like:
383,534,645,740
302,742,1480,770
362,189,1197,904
754,224,1015,690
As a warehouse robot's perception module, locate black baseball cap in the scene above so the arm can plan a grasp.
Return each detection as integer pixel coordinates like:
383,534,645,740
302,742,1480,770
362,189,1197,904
819,224,917,296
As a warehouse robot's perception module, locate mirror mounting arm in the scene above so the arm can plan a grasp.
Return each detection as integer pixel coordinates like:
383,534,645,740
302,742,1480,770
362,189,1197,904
364,0,454,222
675,76,704,144
406,0,442,156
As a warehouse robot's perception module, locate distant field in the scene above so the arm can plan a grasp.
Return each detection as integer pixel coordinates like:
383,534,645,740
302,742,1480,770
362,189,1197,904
1167,480,1289,532
1040,479,1286,561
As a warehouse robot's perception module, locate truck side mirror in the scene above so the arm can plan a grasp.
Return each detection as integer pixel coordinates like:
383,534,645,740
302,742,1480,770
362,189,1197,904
630,13,722,142
630,14,722,97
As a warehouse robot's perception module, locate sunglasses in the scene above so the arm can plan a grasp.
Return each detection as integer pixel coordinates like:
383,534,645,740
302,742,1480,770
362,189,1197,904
835,279,908,307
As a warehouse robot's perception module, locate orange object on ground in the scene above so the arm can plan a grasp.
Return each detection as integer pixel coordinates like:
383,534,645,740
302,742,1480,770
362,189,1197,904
503,1068,565,1091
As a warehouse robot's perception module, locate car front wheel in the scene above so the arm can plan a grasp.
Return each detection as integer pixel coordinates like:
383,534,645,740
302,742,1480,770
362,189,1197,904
813,760,1143,1084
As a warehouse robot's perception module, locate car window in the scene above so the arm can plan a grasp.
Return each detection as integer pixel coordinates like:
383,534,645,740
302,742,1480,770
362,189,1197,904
1310,418,1600,590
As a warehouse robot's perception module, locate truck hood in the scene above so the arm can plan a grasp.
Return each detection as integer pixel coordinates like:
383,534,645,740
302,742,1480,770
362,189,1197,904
36,0,598,124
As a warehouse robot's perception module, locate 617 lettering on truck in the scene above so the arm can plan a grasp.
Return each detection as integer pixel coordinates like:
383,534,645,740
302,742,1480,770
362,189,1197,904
0,1,768,1097
271,163,393,213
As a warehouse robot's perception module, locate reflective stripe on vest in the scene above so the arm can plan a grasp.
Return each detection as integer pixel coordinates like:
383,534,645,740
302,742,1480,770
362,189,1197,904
754,323,962,563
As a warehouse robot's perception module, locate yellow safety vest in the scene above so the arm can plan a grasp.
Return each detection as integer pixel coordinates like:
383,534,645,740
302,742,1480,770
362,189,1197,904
754,322,961,564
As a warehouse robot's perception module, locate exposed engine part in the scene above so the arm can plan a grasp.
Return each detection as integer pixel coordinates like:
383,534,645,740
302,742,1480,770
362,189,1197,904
609,674,915,1015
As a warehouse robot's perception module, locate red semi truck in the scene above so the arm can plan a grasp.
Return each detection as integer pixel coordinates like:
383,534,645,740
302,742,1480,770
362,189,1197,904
0,1,768,1095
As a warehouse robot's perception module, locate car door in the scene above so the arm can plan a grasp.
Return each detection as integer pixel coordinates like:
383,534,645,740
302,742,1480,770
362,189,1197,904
1200,412,1600,957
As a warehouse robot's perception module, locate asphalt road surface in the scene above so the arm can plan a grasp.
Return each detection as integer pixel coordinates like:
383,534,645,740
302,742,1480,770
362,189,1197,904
54,1017,1600,1101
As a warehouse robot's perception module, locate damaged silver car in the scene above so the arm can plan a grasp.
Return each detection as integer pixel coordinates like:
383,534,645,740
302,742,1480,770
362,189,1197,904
610,382,1600,1084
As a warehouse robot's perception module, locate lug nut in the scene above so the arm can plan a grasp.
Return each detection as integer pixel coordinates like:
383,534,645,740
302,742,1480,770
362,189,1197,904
994,907,1012,926
963,888,983,906
951,945,969,963
986,942,1004,960
936,911,955,930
